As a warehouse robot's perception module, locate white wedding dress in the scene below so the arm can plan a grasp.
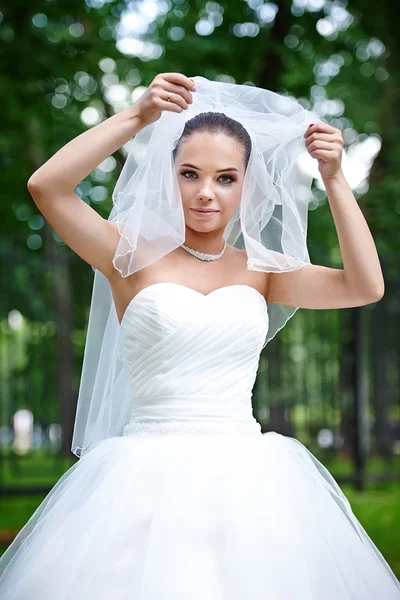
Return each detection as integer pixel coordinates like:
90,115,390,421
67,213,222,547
1,282,399,599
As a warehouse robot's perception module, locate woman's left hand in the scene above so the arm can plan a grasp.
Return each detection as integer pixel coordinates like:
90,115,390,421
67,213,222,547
304,122,344,179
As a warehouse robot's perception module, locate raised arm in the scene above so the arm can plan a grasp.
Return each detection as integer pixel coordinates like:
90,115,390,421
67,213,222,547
267,122,385,309
27,72,196,279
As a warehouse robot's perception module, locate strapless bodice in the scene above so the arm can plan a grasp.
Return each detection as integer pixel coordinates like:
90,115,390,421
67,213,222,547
117,283,269,435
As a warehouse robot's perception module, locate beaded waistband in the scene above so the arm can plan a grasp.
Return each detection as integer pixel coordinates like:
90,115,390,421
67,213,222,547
122,419,262,438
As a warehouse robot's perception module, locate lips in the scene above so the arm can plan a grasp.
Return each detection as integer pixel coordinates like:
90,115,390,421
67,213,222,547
190,209,219,218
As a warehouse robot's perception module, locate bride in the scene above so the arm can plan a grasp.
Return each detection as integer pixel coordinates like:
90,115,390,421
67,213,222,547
0,72,399,599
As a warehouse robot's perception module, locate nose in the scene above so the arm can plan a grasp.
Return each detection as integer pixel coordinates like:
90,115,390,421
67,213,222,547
197,179,215,202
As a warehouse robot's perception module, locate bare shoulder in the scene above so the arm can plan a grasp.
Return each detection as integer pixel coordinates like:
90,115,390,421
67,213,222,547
229,247,270,300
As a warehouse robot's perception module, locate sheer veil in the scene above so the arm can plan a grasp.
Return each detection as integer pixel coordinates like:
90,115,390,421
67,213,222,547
71,76,318,457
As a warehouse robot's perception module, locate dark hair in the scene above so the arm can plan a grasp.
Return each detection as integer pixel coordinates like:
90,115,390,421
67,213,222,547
172,112,252,169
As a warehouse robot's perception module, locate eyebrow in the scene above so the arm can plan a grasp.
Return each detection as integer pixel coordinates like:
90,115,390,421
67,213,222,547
179,163,239,173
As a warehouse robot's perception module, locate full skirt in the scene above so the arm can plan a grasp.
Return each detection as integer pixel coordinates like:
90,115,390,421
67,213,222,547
0,428,399,599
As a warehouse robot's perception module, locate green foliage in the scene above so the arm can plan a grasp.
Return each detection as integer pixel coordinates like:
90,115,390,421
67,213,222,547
1,2,399,577
1,0,399,286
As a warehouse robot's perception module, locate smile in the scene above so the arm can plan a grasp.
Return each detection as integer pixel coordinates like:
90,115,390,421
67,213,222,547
190,209,219,217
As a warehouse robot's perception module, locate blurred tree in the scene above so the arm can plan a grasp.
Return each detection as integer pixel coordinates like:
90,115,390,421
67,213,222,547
0,0,398,455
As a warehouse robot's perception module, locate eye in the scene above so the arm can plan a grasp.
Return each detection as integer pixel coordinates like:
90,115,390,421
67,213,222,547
180,171,236,184
219,174,235,184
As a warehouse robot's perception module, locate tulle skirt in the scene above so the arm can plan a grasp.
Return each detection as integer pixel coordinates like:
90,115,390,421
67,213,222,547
0,423,399,599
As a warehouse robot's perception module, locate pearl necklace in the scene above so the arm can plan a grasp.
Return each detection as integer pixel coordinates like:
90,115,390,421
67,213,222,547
181,241,227,261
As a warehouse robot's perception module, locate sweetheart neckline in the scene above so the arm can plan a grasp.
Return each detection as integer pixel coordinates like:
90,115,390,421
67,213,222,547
119,282,268,328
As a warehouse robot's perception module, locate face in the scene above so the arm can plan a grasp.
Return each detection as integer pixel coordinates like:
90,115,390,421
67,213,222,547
174,131,246,236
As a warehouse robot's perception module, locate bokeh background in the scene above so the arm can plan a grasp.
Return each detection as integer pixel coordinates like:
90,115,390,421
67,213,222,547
1,0,399,576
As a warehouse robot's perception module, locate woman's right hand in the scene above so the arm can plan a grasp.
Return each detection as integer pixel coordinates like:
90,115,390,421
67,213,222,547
133,73,196,127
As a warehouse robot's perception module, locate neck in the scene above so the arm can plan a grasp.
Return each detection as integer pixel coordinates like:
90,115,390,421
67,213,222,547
183,231,226,255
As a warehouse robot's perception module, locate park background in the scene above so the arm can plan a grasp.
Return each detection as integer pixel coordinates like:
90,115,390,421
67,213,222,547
1,0,400,577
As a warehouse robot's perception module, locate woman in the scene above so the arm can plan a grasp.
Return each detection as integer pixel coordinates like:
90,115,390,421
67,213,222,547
0,72,399,598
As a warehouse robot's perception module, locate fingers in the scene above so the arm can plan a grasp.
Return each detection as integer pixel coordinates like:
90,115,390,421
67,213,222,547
304,128,344,153
160,88,192,111
158,98,187,114
156,89,189,112
163,82,194,106
309,150,335,161
305,122,338,136
160,72,196,92
152,73,195,113
308,143,338,159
